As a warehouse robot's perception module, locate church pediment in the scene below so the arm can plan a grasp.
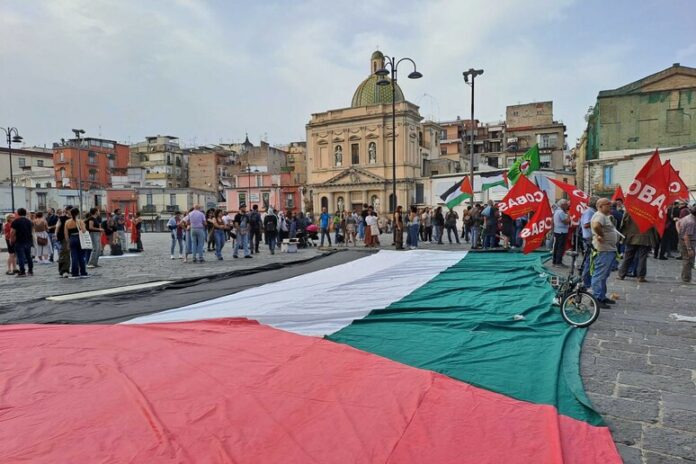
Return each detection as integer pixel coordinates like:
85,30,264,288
322,167,386,186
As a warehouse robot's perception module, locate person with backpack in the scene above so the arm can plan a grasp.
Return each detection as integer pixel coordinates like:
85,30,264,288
249,204,262,254
263,208,279,254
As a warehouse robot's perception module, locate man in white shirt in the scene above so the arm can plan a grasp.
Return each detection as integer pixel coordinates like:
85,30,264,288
552,200,571,266
580,197,598,287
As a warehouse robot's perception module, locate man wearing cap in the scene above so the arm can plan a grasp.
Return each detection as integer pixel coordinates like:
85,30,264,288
676,205,696,283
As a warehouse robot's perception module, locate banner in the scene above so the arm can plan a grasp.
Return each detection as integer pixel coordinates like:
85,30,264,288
663,160,689,204
624,149,669,235
497,174,544,219
521,192,553,254
546,177,589,226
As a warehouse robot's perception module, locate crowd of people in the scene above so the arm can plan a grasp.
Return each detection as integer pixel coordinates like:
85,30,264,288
2,198,694,294
1,206,142,279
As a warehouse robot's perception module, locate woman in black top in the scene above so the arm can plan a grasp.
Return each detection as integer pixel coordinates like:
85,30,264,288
64,208,88,279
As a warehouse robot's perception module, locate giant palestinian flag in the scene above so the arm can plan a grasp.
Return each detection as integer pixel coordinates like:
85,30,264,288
1,251,621,463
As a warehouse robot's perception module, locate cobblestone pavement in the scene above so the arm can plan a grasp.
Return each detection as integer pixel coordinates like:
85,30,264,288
1,232,694,462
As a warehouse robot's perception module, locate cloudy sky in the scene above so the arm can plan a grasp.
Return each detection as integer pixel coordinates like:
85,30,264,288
1,0,695,149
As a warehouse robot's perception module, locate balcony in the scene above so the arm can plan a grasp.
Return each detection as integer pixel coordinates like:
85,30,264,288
162,205,180,213
142,204,157,213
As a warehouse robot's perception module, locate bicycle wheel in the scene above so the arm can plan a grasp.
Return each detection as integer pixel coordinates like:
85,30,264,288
561,290,599,327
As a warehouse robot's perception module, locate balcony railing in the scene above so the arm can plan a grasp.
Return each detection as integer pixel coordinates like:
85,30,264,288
142,204,156,213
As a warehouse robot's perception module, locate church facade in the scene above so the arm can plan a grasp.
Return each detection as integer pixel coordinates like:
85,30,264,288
305,51,433,215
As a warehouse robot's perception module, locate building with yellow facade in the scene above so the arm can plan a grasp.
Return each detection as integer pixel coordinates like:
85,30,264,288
305,51,438,214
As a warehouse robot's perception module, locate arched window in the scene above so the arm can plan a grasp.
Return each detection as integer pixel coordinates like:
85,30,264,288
321,196,328,209
334,146,343,167
368,142,377,164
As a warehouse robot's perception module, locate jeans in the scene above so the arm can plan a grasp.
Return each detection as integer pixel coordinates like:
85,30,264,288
191,228,206,260
267,232,277,253
433,225,442,243
358,222,365,240
88,232,101,266
171,234,183,256
214,229,226,258
320,227,331,246
15,243,33,274
553,232,567,264
408,224,420,247
471,226,480,248
581,239,592,288
117,230,126,247
679,240,694,282
234,233,250,257
185,230,192,255
69,235,87,277
447,226,460,244
591,251,615,301
251,229,262,253
619,244,649,278
483,231,496,249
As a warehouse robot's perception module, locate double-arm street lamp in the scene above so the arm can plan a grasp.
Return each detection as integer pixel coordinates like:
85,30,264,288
375,56,422,212
72,128,85,212
463,68,483,206
2,127,23,212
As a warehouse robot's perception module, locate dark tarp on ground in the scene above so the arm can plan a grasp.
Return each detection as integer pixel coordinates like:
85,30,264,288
0,251,367,325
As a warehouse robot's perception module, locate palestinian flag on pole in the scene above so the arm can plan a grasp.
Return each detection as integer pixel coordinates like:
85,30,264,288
480,171,508,190
440,176,473,208
1,251,621,463
507,144,541,185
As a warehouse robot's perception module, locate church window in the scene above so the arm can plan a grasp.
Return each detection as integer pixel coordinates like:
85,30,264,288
351,144,359,165
334,146,343,167
368,142,377,164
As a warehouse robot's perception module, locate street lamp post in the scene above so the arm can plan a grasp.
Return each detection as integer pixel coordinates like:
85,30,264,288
1,127,23,212
72,129,85,212
463,68,484,207
375,56,422,212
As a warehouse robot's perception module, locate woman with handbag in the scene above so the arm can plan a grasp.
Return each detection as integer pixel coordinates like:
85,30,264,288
64,207,89,279
33,212,53,264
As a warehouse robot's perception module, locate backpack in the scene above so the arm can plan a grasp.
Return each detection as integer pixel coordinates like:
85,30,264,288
265,217,277,232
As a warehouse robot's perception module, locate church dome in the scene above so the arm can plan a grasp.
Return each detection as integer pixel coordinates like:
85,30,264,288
351,51,405,108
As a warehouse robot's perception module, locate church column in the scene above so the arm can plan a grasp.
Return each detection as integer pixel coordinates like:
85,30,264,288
326,192,334,212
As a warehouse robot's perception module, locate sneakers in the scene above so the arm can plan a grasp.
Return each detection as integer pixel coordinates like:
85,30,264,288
638,277,648,283
600,298,616,304
87,264,96,269
16,272,26,278
597,301,611,309
233,255,239,259
61,273,70,278
171,255,175,260
193,258,198,263
244,255,253,259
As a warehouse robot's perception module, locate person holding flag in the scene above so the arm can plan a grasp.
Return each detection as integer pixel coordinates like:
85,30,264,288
552,200,571,266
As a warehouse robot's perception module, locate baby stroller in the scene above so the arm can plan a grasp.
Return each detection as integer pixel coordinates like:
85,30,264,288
297,224,318,248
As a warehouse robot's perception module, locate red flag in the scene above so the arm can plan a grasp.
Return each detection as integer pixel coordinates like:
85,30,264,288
496,175,544,219
546,177,589,226
663,160,689,204
520,192,553,254
611,185,624,203
124,207,133,230
624,149,669,235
